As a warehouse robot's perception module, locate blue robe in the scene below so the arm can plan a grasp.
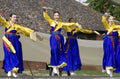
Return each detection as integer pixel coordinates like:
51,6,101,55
102,31,118,71
62,32,82,72
2,28,24,73
50,27,65,66
115,38,120,72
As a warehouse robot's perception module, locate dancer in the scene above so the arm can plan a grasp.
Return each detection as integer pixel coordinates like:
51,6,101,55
101,13,119,77
42,7,81,76
107,23,120,73
0,13,40,77
62,17,100,76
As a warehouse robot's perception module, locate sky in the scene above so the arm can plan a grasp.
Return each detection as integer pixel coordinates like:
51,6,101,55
75,0,88,6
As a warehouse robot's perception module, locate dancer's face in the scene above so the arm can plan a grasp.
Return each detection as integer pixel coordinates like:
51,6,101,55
108,16,114,24
54,13,60,21
10,14,17,23
69,18,77,29
69,18,74,23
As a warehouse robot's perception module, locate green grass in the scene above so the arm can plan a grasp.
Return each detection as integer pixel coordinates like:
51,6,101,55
75,70,120,76
36,69,120,76
76,70,108,76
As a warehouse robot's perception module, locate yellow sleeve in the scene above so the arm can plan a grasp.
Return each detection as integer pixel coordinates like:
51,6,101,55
15,24,34,36
76,28,93,34
118,31,120,36
62,26,67,30
114,25,120,36
101,16,110,29
107,27,114,35
115,25,120,29
63,26,72,32
43,11,53,25
62,22,79,27
0,15,9,28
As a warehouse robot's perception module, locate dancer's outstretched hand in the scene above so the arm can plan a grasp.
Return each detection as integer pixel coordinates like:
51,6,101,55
77,23,82,29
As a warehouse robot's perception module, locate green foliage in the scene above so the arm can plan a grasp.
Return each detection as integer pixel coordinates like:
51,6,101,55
86,0,120,21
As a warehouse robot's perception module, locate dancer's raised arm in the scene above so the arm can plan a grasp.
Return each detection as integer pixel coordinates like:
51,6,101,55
0,15,10,28
43,7,53,25
101,13,110,29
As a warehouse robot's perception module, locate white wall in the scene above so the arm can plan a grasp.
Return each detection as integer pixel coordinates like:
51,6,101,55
0,27,103,65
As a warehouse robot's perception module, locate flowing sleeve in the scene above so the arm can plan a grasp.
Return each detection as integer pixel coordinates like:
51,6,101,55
62,26,67,30
15,24,34,37
0,15,9,28
76,28,93,34
43,11,53,25
62,22,79,27
114,25,120,36
107,25,120,35
118,30,120,36
62,26,71,32
115,25,120,29
101,16,110,29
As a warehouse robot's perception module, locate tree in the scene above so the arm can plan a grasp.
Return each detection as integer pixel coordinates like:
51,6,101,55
86,0,120,21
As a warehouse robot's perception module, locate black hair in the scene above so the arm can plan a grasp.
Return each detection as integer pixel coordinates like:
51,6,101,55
9,13,16,17
68,17,74,22
53,11,60,15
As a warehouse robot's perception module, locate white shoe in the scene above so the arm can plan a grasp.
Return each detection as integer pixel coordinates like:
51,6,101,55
106,69,110,75
12,72,18,78
109,70,113,77
53,67,59,76
7,71,12,77
70,72,76,76
106,69,113,77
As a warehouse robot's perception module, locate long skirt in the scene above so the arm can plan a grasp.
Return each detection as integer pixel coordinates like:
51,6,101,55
62,37,82,72
102,32,118,71
2,32,24,73
50,33,65,66
114,39,120,72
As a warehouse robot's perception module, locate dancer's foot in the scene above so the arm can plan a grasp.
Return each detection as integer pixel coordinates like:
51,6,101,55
106,69,110,75
109,70,113,77
106,69,113,77
53,67,59,76
12,72,18,78
7,71,12,77
70,72,76,76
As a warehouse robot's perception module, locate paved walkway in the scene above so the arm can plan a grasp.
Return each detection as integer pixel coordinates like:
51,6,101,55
0,76,120,79
0,70,120,79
